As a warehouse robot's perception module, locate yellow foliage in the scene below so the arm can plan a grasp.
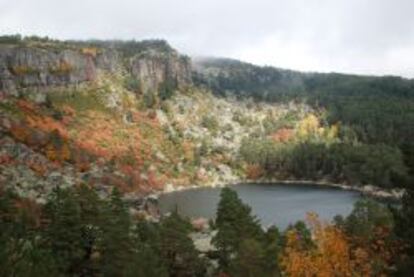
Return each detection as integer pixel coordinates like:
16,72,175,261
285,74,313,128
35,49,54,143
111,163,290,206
11,65,38,75
325,123,339,141
45,141,71,162
81,47,98,57
49,60,73,75
297,114,320,139
281,213,372,277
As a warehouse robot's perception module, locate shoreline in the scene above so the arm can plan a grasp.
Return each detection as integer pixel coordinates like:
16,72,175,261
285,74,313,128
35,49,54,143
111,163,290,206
148,178,405,201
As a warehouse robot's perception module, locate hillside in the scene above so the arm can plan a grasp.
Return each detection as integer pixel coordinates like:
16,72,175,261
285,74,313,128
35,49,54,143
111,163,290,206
0,35,413,205
1,35,414,277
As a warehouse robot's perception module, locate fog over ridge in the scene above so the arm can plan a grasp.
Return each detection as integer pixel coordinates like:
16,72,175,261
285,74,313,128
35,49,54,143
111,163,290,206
1,0,414,77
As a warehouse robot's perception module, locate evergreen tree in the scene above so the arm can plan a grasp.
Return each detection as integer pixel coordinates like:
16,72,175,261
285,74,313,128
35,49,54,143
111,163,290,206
100,188,133,276
229,238,267,277
44,188,85,274
263,226,282,276
394,189,414,274
159,211,207,277
74,184,103,276
129,220,168,277
213,187,263,272
0,190,59,277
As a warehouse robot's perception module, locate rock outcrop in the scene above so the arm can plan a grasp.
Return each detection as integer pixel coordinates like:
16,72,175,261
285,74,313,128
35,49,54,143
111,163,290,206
0,41,192,97
129,50,192,94
0,45,120,95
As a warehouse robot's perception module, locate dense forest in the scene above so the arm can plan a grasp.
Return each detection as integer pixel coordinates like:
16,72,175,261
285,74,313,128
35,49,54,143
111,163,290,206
194,58,414,189
1,185,414,276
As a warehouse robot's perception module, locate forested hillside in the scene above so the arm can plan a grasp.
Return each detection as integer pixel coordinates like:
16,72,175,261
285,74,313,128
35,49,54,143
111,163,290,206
1,35,414,276
194,57,414,188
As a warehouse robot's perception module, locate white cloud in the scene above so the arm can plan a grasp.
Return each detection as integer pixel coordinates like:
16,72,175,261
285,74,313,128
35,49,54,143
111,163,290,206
0,0,413,77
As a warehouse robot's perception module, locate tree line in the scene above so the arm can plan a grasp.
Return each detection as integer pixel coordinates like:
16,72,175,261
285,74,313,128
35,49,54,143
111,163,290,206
2,184,414,276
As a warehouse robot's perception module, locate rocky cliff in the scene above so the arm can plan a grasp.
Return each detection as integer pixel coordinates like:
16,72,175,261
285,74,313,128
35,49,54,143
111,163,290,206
0,45,119,95
0,40,192,98
129,49,192,94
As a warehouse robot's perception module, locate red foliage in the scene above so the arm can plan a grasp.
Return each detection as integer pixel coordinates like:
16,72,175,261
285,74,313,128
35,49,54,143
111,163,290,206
246,164,265,180
85,56,96,81
270,128,294,143
147,170,161,189
9,123,31,142
69,149,91,172
16,99,37,113
14,198,42,228
0,154,14,165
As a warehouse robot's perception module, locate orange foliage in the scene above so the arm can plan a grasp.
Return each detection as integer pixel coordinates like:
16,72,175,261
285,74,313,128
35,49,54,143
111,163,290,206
26,115,69,139
45,141,71,162
16,99,37,112
0,154,14,165
147,169,161,189
49,60,73,75
9,123,31,142
281,213,371,277
270,128,294,143
81,47,98,57
246,164,265,179
14,198,42,228
27,160,47,176
11,65,38,75
350,226,401,275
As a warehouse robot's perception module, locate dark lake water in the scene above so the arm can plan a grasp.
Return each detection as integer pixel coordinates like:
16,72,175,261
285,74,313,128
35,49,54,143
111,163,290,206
158,183,361,229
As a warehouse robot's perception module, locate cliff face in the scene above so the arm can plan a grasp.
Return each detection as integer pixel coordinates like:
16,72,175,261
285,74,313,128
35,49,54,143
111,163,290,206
0,41,192,97
0,45,120,95
130,51,192,94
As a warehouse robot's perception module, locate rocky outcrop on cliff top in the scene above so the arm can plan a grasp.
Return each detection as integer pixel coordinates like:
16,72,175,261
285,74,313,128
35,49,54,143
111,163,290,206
129,49,192,94
0,45,120,95
0,41,192,97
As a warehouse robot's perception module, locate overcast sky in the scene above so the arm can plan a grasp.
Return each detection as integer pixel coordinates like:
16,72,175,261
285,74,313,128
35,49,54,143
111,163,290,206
1,0,413,77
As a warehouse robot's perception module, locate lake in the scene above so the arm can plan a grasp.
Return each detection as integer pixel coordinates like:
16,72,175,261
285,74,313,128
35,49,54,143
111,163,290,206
158,183,361,229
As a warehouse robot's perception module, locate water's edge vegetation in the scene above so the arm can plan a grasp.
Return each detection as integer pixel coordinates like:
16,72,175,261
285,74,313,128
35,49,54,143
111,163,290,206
157,179,405,200
1,184,413,276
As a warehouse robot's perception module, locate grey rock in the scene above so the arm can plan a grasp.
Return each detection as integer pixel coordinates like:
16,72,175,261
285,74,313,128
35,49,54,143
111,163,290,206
0,45,119,96
129,50,191,94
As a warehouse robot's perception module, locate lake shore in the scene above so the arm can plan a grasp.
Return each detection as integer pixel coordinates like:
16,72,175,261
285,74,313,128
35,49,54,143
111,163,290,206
150,178,405,201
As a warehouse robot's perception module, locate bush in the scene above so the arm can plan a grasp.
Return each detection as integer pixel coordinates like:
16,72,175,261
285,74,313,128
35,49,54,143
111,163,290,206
10,65,39,75
48,61,73,75
0,34,22,44
201,115,219,134
124,76,141,92
143,92,157,108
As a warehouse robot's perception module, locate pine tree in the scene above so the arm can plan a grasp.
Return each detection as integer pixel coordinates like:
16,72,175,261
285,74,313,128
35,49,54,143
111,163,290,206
394,188,414,274
159,211,207,277
229,238,267,277
0,190,60,276
44,188,85,274
213,187,264,272
263,226,281,276
128,220,168,277
100,188,133,276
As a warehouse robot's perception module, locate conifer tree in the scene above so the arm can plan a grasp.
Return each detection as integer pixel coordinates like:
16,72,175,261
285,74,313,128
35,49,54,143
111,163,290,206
213,187,263,272
159,211,207,277
44,188,84,274
100,187,133,276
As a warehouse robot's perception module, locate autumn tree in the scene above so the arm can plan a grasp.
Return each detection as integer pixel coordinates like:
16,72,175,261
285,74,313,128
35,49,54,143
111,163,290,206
281,213,355,276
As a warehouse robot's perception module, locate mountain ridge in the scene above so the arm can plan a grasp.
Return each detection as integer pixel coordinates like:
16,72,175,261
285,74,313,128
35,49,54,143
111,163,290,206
0,35,412,206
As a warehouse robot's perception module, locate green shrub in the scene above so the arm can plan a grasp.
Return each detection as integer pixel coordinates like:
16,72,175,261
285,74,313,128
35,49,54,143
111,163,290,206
201,115,219,134
124,76,141,92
